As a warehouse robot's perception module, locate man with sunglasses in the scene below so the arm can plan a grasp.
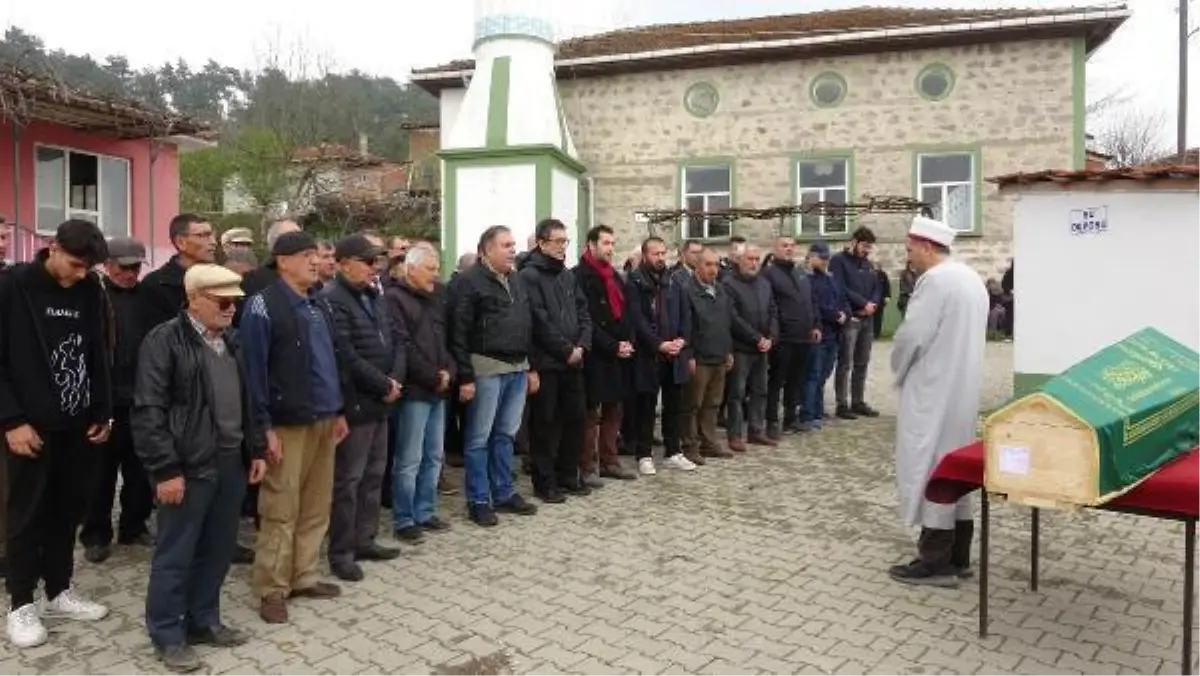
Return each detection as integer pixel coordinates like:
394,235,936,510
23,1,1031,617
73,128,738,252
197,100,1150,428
140,214,217,334
321,234,403,579
80,238,154,565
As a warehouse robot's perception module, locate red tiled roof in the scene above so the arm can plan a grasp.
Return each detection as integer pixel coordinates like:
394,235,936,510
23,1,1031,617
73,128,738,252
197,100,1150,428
1148,147,1199,167
989,165,1200,187
413,4,1125,77
291,143,391,167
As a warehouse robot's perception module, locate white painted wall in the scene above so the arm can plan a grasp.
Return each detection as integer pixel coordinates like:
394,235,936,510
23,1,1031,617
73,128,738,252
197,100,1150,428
454,164,537,260
439,88,466,148
1013,187,1200,376
551,167,580,260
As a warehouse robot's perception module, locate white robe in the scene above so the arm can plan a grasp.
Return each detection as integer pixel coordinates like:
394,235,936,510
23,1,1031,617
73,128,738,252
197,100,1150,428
891,258,990,530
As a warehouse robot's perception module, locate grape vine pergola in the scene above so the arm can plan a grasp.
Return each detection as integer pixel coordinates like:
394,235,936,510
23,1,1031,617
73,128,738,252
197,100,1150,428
634,194,933,242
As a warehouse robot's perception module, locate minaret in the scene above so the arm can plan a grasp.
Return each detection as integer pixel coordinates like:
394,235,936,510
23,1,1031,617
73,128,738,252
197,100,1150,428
439,0,586,270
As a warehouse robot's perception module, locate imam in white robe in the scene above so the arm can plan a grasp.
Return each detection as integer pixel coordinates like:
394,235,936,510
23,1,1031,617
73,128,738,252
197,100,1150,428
890,258,990,530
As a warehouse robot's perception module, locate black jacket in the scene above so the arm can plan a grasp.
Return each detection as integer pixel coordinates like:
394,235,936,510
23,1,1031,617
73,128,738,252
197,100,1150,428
683,276,736,365
132,314,266,483
830,250,881,316
762,260,817,344
321,275,405,424
386,279,456,401
0,253,112,432
722,271,779,354
449,262,533,384
234,260,279,327
138,255,188,333
576,258,633,404
518,251,592,373
104,279,149,407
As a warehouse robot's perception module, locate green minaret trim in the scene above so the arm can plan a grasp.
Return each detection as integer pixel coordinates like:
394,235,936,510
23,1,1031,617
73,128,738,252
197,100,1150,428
486,56,512,148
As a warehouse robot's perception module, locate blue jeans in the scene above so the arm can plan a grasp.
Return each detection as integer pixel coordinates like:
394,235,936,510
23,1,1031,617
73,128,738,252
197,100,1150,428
801,339,840,423
463,371,528,506
145,452,245,649
391,398,446,529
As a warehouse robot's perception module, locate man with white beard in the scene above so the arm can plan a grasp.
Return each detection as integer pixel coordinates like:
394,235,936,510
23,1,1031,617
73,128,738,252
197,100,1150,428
888,215,989,588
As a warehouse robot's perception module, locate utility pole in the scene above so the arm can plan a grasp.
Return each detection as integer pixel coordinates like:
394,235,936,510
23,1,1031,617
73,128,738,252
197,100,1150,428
1180,0,1190,156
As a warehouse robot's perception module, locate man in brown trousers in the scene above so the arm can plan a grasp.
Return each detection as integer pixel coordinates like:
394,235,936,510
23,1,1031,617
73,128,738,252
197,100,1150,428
679,248,736,464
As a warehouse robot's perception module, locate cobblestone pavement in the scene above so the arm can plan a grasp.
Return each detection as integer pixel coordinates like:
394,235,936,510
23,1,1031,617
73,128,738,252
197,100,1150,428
4,342,1196,674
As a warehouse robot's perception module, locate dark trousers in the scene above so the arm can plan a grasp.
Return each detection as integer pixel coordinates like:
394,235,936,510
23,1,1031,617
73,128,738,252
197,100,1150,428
619,393,639,456
445,395,466,465
529,370,586,491
727,351,769,439
835,317,875,407
6,428,99,607
873,303,887,338
631,362,684,459
918,521,975,568
767,342,811,427
328,419,388,566
80,407,153,547
145,452,245,649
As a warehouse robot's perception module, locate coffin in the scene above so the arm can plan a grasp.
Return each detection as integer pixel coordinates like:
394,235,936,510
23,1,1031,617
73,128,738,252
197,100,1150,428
983,327,1199,508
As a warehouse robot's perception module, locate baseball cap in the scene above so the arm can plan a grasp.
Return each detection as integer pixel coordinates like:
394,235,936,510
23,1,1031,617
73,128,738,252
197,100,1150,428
106,237,146,265
271,231,318,257
334,234,386,261
808,241,832,258
184,264,245,298
221,227,255,246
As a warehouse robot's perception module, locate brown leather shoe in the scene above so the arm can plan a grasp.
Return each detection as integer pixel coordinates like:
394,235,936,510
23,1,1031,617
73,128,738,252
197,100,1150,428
701,446,735,459
748,433,778,447
259,594,288,624
289,581,341,599
683,450,706,466
727,437,748,453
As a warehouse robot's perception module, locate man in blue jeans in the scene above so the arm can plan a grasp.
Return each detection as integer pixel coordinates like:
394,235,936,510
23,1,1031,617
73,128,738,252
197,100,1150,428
385,244,456,540
801,242,850,431
448,226,539,527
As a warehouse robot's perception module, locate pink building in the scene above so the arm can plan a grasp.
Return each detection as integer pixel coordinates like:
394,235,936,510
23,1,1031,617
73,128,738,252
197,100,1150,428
0,69,211,265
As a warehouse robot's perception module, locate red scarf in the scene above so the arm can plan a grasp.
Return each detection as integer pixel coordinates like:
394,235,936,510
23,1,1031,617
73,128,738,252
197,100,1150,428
582,249,624,320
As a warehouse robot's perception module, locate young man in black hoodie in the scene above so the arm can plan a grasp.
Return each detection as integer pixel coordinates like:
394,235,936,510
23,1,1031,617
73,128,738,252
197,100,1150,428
0,220,112,648
80,237,154,564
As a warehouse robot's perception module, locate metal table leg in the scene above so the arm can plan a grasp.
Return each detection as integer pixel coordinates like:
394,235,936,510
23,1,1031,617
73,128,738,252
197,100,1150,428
1031,507,1040,592
1184,519,1196,676
980,490,990,638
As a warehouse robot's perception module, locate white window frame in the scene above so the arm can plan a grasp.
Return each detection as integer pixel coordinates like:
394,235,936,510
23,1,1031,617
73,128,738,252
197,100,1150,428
680,164,732,241
34,144,132,237
916,151,976,233
794,157,850,237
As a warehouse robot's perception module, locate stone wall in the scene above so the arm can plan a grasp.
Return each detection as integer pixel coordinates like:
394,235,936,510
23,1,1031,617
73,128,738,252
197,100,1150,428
556,38,1075,280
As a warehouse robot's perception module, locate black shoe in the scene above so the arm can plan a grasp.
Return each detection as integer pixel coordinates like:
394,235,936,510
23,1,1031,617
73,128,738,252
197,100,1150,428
469,503,499,527
888,559,959,588
851,403,880,418
117,531,154,547
393,526,425,544
187,624,249,647
84,544,111,564
418,516,452,532
495,493,538,515
835,406,858,420
232,545,254,565
561,482,591,497
356,542,401,560
536,487,567,503
157,644,203,673
331,561,365,582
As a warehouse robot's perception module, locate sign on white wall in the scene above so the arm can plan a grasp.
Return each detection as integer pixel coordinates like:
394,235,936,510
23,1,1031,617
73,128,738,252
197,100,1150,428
1069,206,1108,235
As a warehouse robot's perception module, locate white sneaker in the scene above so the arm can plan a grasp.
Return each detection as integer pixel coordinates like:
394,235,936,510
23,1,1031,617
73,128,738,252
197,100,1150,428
638,458,657,476
663,453,697,471
41,589,109,621
7,603,48,648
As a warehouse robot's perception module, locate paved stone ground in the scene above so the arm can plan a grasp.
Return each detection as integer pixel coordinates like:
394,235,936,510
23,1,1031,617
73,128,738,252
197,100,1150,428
3,342,1196,675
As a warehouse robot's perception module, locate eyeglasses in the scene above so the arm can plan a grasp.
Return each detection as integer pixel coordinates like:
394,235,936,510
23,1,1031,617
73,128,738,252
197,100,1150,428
118,262,142,272
204,295,236,311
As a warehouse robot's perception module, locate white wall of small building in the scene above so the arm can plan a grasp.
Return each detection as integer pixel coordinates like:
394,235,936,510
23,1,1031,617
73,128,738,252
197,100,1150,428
551,167,580,260
1011,185,1200,377
453,164,537,258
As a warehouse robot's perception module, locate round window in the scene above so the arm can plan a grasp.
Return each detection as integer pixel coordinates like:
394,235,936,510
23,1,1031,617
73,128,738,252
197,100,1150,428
809,72,847,108
916,64,955,101
683,82,720,118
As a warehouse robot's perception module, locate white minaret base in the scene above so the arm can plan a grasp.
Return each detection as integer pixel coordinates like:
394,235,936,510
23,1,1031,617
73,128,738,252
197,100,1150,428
438,3,587,269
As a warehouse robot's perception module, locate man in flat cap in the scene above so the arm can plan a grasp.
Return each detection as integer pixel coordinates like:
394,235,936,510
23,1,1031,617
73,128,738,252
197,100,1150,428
888,215,989,587
240,231,349,623
220,228,255,256
134,264,267,671
80,237,155,565
321,234,402,581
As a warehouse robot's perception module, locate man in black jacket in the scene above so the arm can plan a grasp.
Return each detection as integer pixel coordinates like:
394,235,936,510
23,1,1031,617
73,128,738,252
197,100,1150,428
139,213,217,333
761,236,819,438
321,235,403,578
80,237,154,565
722,244,778,451
450,226,539,526
520,219,592,503
134,264,267,671
0,220,112,649
829,227,882,419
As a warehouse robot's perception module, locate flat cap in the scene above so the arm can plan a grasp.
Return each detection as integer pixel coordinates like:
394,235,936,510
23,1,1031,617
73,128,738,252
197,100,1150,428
221,227,255,246
106,237,146,265
334,233,386,261
184,263,245,298
271,231,318,257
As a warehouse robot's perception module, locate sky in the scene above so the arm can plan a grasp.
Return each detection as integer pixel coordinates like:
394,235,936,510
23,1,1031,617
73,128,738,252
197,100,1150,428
4,0,1197,149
